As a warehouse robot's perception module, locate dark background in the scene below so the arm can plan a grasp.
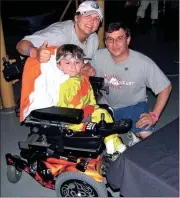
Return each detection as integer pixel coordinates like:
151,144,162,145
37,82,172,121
1,0,179,75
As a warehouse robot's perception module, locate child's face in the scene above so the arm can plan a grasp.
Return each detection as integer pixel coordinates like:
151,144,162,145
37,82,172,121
57,57,84,77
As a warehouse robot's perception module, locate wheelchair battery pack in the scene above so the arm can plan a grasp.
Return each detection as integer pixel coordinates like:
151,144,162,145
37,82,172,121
30,106,84,124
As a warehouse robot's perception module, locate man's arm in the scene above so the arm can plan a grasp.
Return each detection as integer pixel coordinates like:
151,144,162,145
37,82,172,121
151,84,172,117
136,84,172,129
16,40,51,63
16,40,36,56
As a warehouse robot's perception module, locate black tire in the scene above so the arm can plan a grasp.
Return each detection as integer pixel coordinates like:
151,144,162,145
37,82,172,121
7,155,22,183
55,171,107,197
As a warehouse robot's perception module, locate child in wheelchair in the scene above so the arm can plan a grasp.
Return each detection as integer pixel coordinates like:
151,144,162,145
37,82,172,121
5,44,132,197
55,44,127,155
20,44,128,156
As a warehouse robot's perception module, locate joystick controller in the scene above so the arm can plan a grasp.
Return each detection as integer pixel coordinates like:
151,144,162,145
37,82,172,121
96,116,132,137
98,113,107,129
85,113,132,137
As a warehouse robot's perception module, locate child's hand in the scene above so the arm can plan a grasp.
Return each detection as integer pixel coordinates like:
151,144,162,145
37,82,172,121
81,63,96,77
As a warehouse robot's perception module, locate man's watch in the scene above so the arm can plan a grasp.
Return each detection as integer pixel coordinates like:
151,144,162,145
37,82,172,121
26,45,34,56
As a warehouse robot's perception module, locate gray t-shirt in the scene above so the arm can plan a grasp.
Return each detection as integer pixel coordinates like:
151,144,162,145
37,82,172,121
23,20,98,58
91,49,171,109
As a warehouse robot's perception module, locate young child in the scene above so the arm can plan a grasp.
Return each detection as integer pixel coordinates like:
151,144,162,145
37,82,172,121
20,44,127,155
56,44,127,155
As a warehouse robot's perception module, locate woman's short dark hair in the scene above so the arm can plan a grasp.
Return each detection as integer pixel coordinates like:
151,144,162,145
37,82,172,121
105,22,131,38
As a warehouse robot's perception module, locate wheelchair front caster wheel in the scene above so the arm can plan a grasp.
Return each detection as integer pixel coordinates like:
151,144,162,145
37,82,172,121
55,172,107,197
6,155,22,183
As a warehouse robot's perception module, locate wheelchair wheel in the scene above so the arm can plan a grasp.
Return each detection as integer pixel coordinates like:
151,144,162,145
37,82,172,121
7,155,22,183
55,171,107,197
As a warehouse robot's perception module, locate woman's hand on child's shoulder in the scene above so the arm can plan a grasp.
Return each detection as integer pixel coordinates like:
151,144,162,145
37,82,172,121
81,63,96,77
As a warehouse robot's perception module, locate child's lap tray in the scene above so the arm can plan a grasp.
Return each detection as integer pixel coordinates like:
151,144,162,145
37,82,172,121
29,106,84,124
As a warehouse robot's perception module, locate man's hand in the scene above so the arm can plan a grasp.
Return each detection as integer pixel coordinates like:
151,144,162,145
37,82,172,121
37,41,51,63
81,63,96,77
136,113,156,130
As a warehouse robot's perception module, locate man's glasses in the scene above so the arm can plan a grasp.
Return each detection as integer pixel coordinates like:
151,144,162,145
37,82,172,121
106,36,126,44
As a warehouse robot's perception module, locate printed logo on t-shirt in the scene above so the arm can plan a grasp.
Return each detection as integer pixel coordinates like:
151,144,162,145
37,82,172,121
104,74,135,88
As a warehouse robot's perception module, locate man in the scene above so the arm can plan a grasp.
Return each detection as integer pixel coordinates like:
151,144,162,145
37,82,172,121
16,0,102,76
91,22,172,142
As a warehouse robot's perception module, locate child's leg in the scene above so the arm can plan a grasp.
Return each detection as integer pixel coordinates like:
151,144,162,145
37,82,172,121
91,108,127,154
91,108,113,123
67,108,113,132
104,134,127,154
67,108,127,154
67,123,86,132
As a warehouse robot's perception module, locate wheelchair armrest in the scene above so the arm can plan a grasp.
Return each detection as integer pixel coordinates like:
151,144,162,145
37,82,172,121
29,106,84,124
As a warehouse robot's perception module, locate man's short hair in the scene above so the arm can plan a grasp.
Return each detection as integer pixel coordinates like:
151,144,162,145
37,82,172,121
105,22,131,38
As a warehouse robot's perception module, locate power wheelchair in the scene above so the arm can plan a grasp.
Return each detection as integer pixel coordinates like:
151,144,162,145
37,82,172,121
5,76,132,197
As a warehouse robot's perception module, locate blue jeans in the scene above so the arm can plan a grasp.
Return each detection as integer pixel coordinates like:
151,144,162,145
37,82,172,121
114,102,155,133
